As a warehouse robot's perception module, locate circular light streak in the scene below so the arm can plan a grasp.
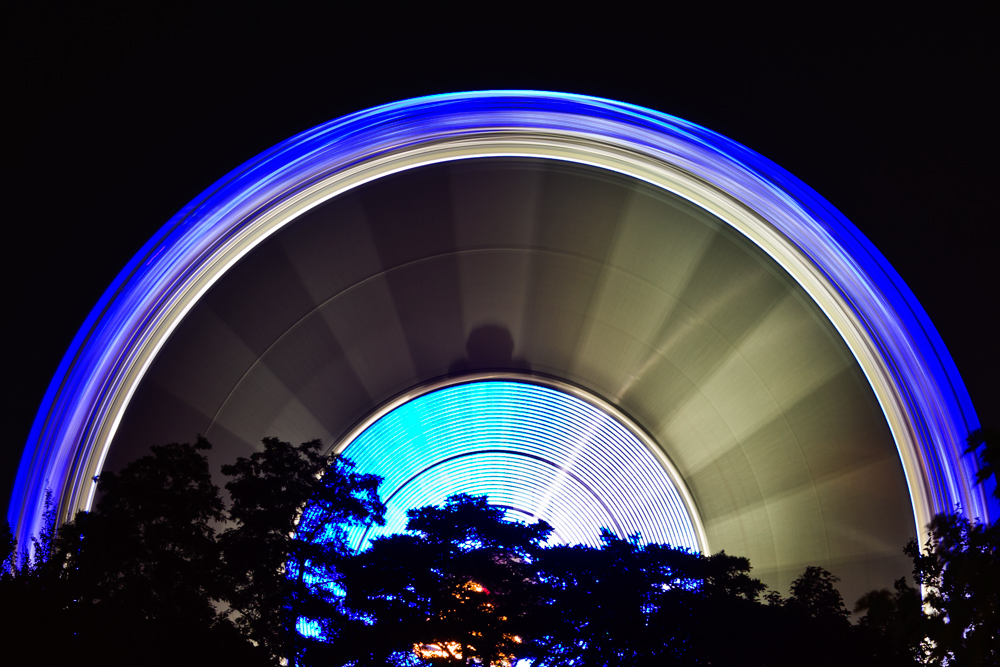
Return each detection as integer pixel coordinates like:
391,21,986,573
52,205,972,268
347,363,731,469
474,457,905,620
331,377,702,552
9,91,993,556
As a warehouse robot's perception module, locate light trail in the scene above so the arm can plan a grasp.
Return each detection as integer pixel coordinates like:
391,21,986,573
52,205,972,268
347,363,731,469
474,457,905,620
9,90,993,565
327,379,700,553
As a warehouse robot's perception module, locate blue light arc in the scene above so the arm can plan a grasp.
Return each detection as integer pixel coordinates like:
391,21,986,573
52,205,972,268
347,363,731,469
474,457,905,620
9,90,993,557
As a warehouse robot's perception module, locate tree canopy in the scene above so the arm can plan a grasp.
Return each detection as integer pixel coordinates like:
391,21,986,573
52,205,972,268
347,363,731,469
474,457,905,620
0,437,384,665
219,437,385,663
1,440,266,665
3,434,998,666
905,513,999,665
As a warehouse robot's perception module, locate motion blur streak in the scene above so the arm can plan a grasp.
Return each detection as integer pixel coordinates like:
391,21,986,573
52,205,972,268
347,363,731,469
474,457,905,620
326,379,701,552
9,91,992,559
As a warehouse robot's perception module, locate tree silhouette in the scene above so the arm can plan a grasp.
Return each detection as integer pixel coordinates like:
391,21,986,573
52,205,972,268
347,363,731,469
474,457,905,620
853,577,924,666
1,440,270,665
528,532,706,665
66,438,226,627
0,523,14,574
334,494,550,666
9,432,1000,666
965,427,1000,501
0,491,74,662
331,496,867,667
770,566,857,665
219,437,385,665
905,513,999,666
787,565,850,622
529,534,803,666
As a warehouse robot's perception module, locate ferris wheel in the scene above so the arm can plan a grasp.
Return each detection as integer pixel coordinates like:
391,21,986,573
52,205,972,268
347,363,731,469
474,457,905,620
9,91,992,606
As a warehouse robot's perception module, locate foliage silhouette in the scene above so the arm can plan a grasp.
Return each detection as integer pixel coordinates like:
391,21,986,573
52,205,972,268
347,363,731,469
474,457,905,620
1,439,269,665
787,565,850,622
526,532,743,665
0,437,385,665
965,427,1000,501
5,432,1000,666
330,494,551,666
326,495,894,667
0,522,14,574
219,437,385,664
904,513,999,666
853,577,924,665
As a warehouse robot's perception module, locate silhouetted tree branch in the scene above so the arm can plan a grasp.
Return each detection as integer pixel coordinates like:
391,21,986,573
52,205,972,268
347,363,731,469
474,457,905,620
7,433,999,666
219,437,385,664
904,513,999,666
1,440,270,665
965,427,1000,501
333,494,550,666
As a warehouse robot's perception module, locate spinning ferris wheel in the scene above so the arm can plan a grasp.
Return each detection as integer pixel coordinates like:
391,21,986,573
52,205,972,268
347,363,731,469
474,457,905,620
9,91,994,606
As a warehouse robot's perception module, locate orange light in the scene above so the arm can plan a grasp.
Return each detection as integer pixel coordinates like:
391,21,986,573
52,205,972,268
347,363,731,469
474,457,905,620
414,640,463,660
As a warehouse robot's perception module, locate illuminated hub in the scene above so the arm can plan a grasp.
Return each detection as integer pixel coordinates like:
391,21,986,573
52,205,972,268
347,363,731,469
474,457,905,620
297,378,700,643
335,378,701,552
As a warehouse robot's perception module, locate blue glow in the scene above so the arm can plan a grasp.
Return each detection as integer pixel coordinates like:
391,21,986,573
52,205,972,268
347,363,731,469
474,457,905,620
10,90,993,555
334,380,699,552
295,379,698,643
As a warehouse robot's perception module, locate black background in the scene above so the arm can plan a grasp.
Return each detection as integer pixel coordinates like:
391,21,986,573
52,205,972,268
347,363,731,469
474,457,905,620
5,4,996,507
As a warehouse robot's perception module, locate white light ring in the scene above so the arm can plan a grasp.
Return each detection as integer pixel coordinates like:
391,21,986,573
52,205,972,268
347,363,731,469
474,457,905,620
10,92,990,553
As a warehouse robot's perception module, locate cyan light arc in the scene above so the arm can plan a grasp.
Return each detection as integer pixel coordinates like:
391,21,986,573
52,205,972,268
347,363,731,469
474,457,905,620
9,90,992,553
330,378,702,552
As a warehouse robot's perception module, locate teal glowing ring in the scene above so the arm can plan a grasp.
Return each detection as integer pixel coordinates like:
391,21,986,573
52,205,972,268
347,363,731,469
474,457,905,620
9,91,992,554
330,377,702,552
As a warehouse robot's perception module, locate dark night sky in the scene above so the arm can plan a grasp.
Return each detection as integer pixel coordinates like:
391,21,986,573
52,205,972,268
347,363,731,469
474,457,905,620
5,5,996,508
